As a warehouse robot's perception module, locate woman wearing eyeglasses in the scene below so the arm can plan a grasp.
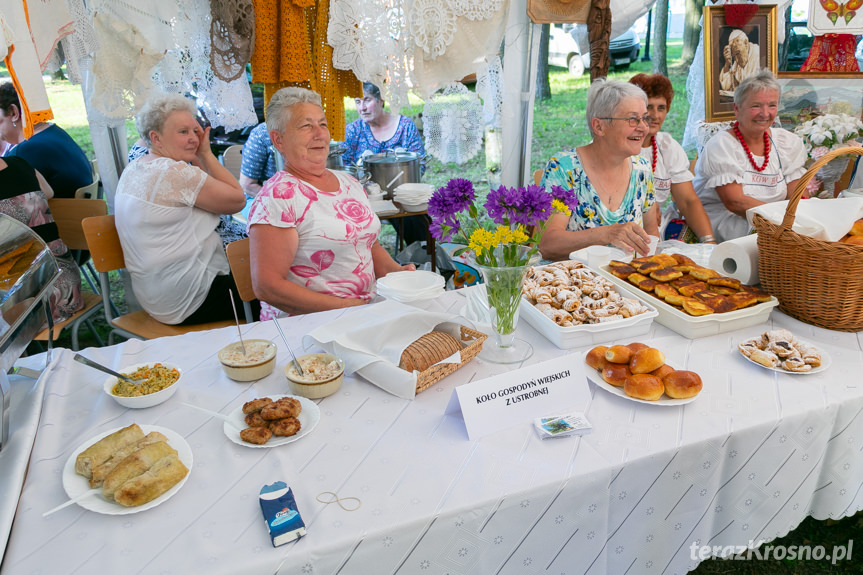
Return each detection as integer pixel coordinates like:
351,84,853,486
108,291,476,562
628,73,715,244
539,79,659,261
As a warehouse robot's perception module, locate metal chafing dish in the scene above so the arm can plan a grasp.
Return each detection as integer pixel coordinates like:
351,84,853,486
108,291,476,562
0,214,60,451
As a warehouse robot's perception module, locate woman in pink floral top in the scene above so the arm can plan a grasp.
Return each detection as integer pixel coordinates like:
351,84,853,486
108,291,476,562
248,87,414,319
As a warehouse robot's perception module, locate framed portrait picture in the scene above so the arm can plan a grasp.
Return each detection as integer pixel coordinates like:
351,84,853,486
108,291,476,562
776,73,863,130
703,5,778,122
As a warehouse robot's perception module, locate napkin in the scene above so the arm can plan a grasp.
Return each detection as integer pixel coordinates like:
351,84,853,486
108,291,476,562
746,197,863,242
370,200,399,216
302,300,467,399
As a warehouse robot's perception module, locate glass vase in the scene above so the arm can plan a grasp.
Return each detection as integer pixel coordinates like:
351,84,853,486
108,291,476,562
815,157,850,198
472,256,534,364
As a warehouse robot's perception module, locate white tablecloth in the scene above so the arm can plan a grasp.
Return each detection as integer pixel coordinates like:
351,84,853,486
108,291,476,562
2,290,862,575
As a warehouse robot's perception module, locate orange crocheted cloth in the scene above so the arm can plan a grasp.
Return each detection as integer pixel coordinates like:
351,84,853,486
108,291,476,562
800,34,860,73
251,0,360,139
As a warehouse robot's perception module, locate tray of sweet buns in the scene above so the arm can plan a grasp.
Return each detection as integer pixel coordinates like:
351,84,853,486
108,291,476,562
594,253,779,339
521,260,658,349
583,343,703,406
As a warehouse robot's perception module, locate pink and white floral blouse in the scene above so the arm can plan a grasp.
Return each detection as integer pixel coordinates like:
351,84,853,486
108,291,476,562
247,170,381,320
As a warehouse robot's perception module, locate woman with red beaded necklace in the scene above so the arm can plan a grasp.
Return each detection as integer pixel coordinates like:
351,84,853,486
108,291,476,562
693,69,807,243
628,74,714,244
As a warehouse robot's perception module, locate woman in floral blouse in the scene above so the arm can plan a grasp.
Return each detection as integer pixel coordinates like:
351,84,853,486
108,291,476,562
539,79,659,261
248,87,414,319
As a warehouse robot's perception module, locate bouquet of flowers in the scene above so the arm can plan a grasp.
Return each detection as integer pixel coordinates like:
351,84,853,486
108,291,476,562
428,178,578,268
794,113,863,160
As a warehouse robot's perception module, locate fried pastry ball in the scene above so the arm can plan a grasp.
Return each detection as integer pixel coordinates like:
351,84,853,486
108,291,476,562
242,397,273,415
269,417,302,437
240,426,273,445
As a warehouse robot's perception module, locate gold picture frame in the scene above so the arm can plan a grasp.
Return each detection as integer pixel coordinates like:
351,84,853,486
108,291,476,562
703,5,778,122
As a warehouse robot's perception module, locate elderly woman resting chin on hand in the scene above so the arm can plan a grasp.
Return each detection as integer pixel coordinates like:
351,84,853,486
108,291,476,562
248,87,414,319
538,79,659,262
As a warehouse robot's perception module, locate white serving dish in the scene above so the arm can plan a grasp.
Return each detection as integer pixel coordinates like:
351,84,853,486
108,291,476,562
595,265,780,339
394,183,434,194
103,362,182,408
520,264,659,349
218,339,277,382
396,202,428,212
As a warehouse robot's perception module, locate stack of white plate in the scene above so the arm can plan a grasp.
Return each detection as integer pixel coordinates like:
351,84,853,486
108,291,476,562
393,183,435,212
376,270,445,302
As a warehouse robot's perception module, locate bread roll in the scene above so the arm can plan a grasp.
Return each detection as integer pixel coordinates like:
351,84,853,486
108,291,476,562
114,453,189,507
624,374,665,401
585,346,609,370
627,342,649,353
842,235,863,246
650,363,675,379
89,432,168,488
605,345,632,364
663,370,703,399
102,441,177,500
399,332,462,372
75,424,144,479
630,347,666,374
850,219,863,236
602,363,632,387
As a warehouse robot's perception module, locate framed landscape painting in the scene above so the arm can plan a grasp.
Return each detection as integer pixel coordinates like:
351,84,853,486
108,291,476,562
776,73,863,130
703,5,778,122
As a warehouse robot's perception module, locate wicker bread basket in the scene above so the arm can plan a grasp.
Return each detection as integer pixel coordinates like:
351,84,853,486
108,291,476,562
752,146,863,331
415,326,488,394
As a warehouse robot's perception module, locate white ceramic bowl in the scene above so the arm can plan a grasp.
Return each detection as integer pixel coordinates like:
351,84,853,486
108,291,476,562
378,270,443,292
284,353,345,399
218,339,277,382
394,183,434,195
103,362,182,408
397,202,428,212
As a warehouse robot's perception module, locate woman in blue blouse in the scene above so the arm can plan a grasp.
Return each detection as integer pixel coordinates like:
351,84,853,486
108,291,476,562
539,79,659,261
341,83,425,173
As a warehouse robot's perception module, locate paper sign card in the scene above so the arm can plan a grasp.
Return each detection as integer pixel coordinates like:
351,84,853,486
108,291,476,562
446,354,591,441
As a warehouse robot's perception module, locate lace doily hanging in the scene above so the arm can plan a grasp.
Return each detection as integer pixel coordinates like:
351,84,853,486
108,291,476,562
328,0,412,111
475,55,503,128
209,0,255,82
451,0,504,21
423,82,484,164
198,76,258,132
59,0,98,84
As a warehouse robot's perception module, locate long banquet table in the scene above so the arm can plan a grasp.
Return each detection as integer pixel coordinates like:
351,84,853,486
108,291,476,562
2,288,863,574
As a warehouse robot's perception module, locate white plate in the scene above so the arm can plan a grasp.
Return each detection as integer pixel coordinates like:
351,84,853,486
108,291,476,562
583,355,699,407
738,340,832,375
62,425,193,515
223,394,321,448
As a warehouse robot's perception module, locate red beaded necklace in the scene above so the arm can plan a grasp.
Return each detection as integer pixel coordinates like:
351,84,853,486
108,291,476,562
650,136,658,172
733,121,770,172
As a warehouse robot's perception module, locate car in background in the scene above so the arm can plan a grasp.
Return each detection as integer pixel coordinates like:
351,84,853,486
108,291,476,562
548,23,641,76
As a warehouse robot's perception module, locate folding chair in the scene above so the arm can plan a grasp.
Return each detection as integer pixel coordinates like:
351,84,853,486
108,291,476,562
221,145,243,180
81,214,242,344
225,238,255,324
34,199,109,349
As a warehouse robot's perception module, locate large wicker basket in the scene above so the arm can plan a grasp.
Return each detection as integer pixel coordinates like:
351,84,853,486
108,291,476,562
415,326,488,393
752,146,863,331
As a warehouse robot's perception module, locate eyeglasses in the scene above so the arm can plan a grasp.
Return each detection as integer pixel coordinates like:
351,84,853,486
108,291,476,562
598,115,651,127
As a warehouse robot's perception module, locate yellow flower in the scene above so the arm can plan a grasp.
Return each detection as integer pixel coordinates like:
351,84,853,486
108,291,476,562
551,199,572,216
468,228,495,255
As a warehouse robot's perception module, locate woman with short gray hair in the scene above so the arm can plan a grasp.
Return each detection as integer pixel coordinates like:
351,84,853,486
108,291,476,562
114,92,252,325
539,79,658,261
693,69,807,242
248,87,413,319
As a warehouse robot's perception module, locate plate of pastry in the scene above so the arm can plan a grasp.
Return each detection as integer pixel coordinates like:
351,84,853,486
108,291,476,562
583,344,703,406
225,394,321,448
737,329,831,375
62,424,192,515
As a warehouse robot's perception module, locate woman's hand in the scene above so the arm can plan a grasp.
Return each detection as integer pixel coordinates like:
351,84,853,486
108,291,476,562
194,125,215,163
399,263,417,272
602,222,651,256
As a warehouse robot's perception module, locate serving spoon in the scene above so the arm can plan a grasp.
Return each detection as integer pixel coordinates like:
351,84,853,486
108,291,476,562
73,354,139,385
272,318,305,377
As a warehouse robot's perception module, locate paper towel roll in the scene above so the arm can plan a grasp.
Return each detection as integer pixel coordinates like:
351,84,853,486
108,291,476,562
708,234,760,285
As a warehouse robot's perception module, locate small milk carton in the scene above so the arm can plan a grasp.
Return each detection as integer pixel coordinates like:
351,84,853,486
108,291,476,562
259,481,306,546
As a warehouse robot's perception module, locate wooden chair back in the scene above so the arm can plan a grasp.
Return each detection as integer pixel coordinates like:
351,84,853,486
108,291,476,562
81,215,126,273
74,180,100,200
534,169,543,185
48,199,108,251
226,238,255,302
222,145,243,180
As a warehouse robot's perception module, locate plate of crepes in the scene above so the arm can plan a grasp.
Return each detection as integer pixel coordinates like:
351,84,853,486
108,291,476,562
227,394,321,447
64,423,192,515
583,343,703,406
737,328,830,374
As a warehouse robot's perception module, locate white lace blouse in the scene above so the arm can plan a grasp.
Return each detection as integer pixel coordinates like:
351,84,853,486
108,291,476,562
114,157,229,324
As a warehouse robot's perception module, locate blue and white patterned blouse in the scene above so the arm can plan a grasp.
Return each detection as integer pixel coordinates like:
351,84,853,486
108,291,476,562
240,122,277,182
541,149,655,231
341,116,425,174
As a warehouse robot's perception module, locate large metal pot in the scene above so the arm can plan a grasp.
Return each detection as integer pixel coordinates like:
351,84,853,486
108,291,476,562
326,141,346,170
362,150,423,199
